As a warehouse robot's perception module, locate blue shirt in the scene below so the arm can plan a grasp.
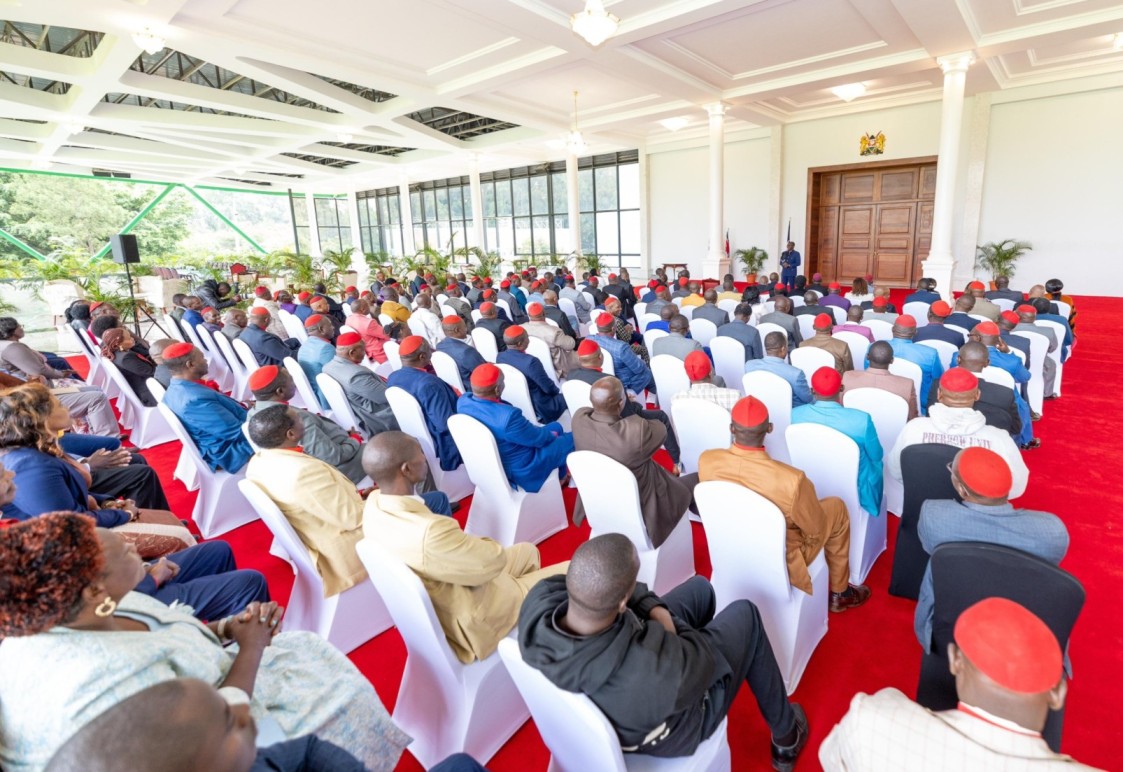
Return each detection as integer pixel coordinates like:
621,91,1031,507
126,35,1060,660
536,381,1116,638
887,338,944,416
164,378,252,472
791,400,883,516
744,355,812,406
297,336,335,409
435,337,486,388
0,446,130,527
387,366,462,470
588,333,652,395
182,308,204,329
240,324,298,367
913,324,965,347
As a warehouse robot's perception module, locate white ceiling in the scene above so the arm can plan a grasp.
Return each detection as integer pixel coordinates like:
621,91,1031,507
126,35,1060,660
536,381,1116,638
0,0,1120,192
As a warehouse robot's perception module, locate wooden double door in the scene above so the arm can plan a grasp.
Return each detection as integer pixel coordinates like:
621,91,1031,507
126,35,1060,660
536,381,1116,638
809,159,936,288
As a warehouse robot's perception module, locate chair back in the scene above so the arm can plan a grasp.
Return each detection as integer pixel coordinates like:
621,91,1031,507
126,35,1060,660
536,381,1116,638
688,318,718,347
717,299,739,317
383,340,402,370
379,313,394,327
447,414,515,498
212,333,251,400
278,309,308,342
471,327,499,362
979,365,1016,390
944,324,970,338
671,398,732,474
834,331,870,370
407,315,430,340
917,339,957,370
496,364,539,424
633,301,647,320
231,338,260,375
967,314,990,324
638,313,660,332
888,358,923,400
180,320,209,354
796,314,816,342
786,423,860,513
567,451,649,548
146,377,166,402
557,297,578,321
890,443,959,599
903,301,931,326
742,371,793,464
1011,331,1047,413
386,386,446,472
1053,300,1071,319
789,346,834,384
829,306,846,325
560,380,592,415
642,327,668,353
496,299,512,319
709,336,746,395
238,478,325,598
283,357,324,415
581,290,594,308
755,322,787,350
993,298,1016,313
315,373,364,435
678,305,694,320
430,350,465,392
844,388,908,457
525,336,560,386
865,319,893,341
650,354,690,405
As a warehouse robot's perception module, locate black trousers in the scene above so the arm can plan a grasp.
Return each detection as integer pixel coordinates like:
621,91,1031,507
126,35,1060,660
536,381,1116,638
89,453,170,510
662,576,795,741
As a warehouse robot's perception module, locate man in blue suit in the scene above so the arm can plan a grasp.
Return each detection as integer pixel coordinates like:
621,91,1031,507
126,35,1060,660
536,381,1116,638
744,331,813,407
587,312,654,395
496,326,566,424
240,307,299,367
457,363,573,493
435,316,486,388
386,336,462,472
913,301,966,347
904,278,941,305
886,315,943,416
161,342,253,473
779,241,801,288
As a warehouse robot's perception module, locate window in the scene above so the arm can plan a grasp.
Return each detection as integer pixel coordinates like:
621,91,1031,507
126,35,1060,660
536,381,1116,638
313,196,352,253
356,187,405,256
409,176,473,254
292,193,310,255
578,153,641,269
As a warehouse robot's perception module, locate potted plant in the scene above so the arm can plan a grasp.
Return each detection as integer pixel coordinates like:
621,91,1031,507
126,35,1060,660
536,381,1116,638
734,246,768,279
319,247,358,292
975,239,1032,284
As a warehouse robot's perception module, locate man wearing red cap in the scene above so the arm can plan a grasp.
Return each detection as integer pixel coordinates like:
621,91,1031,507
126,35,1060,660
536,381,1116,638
589,312,656,395
967,280,1001,321
913,299,966,346
887,314,944,415
822,598,1095,770
540,289,580,340
913,446,1067,655
457,363,574,493
296,314,337,409
200,307,223,334
700,395,871,612
240,307,300,368
441,283,475,331
291,290,314,323
1014,303,1060,398
862,293,899,324
497,279,528,324
387,337,463,472
819,282,851,312
559,275,593,325
792,367,884,517
946,294,982,332
798,313,854,374
476,301,513,351
344,297,391,364
435,315,486,388
604,272,638,323
673,350,741,410
996,309,1034,374
524,302,578,378
162,343,253,473
644,284,673,319
322,332,399,437
888,368,1029,498
497,326,567,424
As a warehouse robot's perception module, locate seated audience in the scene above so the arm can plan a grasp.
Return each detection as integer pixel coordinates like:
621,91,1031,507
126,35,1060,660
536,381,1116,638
652,314,703,361
410,293,445,346
716,302,764,361
833,305,874,343
572,376,692,544
379,286,412,324
716,275,741,303
200,306,223,334
560,275,593,323
1045,277,1077,330
985,275,1025,304
457,363,573,493
945,294,982,332
692,289,729,328
525,302,578,378
842,340,918,420
759,296,803,347
936,341,1025,442
863,294,899,324
346,297,392,363
745,331,813,407
913,300,965,346
646,302,676,333
794,291,828,318
518,534,808,767
967,280,1001,321
588,312,655,395
298,313,336,408
0,512,409,771
603,296,647,362
442,283,475,330
819,282,850,311
1030,297,1074,362
435,316,486,387
220,307,247,341
673,350,739,409
386,336,461,470
100,328,157,406
180,295,205,330
498,326,567,424
241,307,300,367
162,343,253,473
913,446,1067,650
799,313,854,373
476,301,513,351
965,324,1035,447
846,277,873,307
904,277,940,305
886,314,944,415
822,598,1094,770
321,333,398,437
149,337,176,388
792,367,883,517
888,367,1029,498
541,289,580,340
252,286,293,338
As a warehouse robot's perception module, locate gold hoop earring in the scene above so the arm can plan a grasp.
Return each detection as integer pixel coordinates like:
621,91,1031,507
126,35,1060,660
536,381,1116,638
94,597,117,617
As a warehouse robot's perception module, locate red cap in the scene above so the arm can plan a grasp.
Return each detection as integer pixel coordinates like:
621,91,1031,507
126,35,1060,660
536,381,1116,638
678,277,688,287
527,303,544,316
930,300,952,317
813,313,833,330
247,364,280,391
895,314,917,328
975,321,1000,336
940,367,979,393
360,290,372,298
577,339,600,357
480,302,496,313
531,280,542,290
521,270,530,278
303,314,324,328
250,307,270,317
596,312,615,328
967,281,985,291
954,598,1061,693
446,283,457,291
683,350,712,381
655,285,667,292
1017,304,1036,314
503,325,526,340
811,366,842,396
956,446,1012,498
648,279,658,288
201,306,215,314
163,342,194,359
828,282,841,290
482,289,495,299
254,286,268,297
608,273,617,280
1001,310,1020,325
441,315,462,325
345,286,357,293
775,284,787,292
484,277,494,285
297,291,311,301
731,395,769,427
872,296,888,308
470,362,501,389
336,332,362,347
500,279,511,288
398,335,425,356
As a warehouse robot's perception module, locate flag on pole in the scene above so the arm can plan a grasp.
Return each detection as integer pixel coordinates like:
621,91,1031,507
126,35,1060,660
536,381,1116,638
786,218,791,244
724,228,730,258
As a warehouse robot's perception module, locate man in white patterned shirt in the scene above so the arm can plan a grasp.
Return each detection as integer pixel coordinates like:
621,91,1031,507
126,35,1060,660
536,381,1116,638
671,350,740,411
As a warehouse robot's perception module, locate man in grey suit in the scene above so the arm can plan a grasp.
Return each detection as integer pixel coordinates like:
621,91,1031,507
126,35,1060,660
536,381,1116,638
321,333,399,437
716,303,763,361
759,296,803,347
559,276,592,325
651,314,703,361
915,445,1069,650
692,289,729,329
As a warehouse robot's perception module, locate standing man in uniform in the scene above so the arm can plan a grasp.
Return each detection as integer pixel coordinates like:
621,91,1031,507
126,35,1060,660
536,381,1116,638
779,241,801,288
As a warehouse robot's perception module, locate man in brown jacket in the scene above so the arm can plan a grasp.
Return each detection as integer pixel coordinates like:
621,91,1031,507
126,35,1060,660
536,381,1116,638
570,376,693,547
698,396,871,613
524,301,578,378
841,340,919,420
798,313,854,374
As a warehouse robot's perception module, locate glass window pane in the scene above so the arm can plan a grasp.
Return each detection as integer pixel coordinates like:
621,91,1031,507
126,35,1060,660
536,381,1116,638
376,197,388,225
319,227,339,252
596,211,619,254
449,186,464,219
619,163,640,210
498,216,515,257
485,219,499,253
388,227,403,256
553,215,573,254
414,225,427,248
595,167,618,210
496,181,512,216
295,225,309,252
339,226,353,251
358,200,371,227
423,190,437,221
436,222,451,250
482,182,496,217
463,188,473,219
551,172,568,214
619,210,640,254
514,216,533,254
293,196,308,226
512,177,530,216
578,169,595,212
580,215,596,254
621,253,642,269
314,199,335,226
533,215,551,256
436,188,450,220
388,195,401,225
410,191,422,223
530,175,549,216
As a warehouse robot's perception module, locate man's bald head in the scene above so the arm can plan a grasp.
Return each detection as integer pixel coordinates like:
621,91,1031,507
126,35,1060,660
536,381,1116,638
1028,284,1046,299
362,430,424,487
957,341,990,372
847,306,863,323
804,291,820,306
350,297,370,315
773,296,792,314
415,293,432,310
589,376,625,417
566,533,639,618
660,304,677,321
542,289,558,305
954,294,976,312
669,314,690,334
867,341,893,369
703,289,718,304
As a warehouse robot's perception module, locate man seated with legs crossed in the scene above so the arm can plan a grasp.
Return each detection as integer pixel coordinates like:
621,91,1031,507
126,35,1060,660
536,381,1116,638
699,396,871,612
518,534,809,769
362,431,566,663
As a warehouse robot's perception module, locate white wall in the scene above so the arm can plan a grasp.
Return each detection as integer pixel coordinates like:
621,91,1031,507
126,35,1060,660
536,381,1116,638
978,87,1123,296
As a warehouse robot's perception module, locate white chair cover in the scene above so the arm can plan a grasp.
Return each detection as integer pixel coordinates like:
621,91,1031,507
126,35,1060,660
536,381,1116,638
385,387,474,502
1036,319,1066,396
642,328,668,353
650,354,690,408
315,373,367,436
916,339,957,371
833,331,870,371
789,346,834,384
282,356,325,417
430,350,466,393
688,318,718,347
278,309,309,342
100,359,177,449
843,387,908,516
994,298,1016,313
709,336,746,396
888,358,923,402
670,398,731,475
231,338,261,379
864,319,893,342
718,299,739,317
383,340,402,370
496,364,541,425
902,301,931,327
755,322,788,351
212,332,253,402
471,327,499,362
979,365,1016,390
796,315,817,342
147,377,198,491
560,379,592,415
525,336,561,386
829,306,846,325
741,371,793,464
1012,330,1047,414
638,313,660,332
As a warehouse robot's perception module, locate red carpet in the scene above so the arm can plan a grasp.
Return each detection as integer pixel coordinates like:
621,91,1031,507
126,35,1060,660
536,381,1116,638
103,297,1119,770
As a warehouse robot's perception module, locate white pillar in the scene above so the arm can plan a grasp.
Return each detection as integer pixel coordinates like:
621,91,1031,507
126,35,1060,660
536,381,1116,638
304,193,322,257
397,179,416,256
922,52,974,300
345,190,366,284
566,151,581,257
703,102,729,278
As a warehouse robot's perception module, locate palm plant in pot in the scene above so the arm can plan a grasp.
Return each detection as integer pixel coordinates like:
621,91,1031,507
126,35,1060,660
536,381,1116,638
734,246,768,279
975,239,1031,282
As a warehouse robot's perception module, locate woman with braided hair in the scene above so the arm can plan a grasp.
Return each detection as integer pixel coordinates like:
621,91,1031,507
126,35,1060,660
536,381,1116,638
99,327,158,407
0,512,410,772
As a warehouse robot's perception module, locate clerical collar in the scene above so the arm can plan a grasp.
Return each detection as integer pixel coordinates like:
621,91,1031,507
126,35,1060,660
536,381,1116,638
733,443,766,451
957,702,1040,737
282,445,304,454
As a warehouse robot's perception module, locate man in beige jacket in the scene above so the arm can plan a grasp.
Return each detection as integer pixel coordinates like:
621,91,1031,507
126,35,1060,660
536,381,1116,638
524,301,578,379
361,431,566,663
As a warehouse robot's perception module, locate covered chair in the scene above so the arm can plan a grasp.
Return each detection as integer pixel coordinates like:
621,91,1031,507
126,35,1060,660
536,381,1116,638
671,397,731,475
100,359,176,449
430,350,466,392
709,336,746,396
919,542,1084,752
385,386,473,503
315,373,367,437
471,327,499,362
843,388,908,516
354,539,530,767
497,639,731,772
889,443,959,600
651,354,690,409
741,371,793,465
789,346,833,384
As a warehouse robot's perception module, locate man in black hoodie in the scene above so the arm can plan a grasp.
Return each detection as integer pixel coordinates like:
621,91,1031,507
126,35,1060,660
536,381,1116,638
517,534,808,770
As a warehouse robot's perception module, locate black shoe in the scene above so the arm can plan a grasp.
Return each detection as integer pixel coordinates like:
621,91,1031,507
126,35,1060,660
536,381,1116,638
1020,438,1042,450
771,703,808,772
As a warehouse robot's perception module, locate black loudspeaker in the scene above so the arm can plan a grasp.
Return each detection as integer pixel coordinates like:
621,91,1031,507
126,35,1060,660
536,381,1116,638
110,233,140,264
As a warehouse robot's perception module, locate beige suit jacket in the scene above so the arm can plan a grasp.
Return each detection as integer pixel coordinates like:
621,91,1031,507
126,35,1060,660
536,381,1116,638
525,320,578,378
799,334,854,373
842,368,918,420
245,449,367,597
363,492,566,663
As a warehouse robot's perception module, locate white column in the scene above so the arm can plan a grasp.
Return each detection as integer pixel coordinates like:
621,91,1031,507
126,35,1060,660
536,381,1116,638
955,92,991,289
397,179,416,256
345,190,366,284
767,125,784,279
468,156,486,253
922,52,974,300
703,102,729,278
566,151,581,257
304,193,322,257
